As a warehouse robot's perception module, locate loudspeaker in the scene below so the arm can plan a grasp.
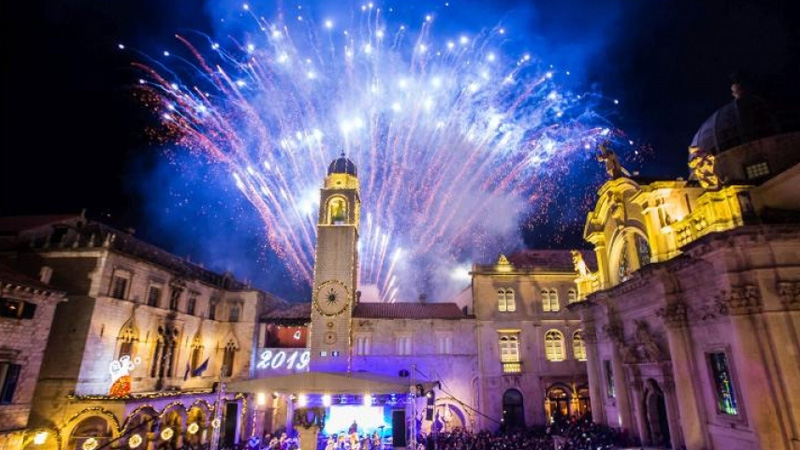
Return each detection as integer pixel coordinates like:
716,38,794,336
392,410,406,447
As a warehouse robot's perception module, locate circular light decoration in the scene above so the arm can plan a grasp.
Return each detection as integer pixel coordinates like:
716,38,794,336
128,434,143,449
187,423,200,435
33,431,49,445
211,418,221,429
160,427,174,441
82,438,99,450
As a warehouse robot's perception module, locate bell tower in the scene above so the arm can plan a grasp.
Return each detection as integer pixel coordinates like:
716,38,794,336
309,153,360,372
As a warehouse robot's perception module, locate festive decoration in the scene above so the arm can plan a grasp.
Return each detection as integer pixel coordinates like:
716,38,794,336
255,349,310,371
160,427,174,441
211,418,221,429
33,432,49,445
108,356,141,397
82,438,99,450
128,434,143,449
187,423,200,435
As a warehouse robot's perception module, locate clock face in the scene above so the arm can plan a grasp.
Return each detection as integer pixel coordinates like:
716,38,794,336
314,280,350,316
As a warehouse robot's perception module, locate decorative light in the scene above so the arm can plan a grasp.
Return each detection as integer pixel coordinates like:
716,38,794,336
257,392,267,405
211,418,222,429
128,434,143,449
363,394,372,406
322,394,332,407
298,393,308,407
82,438,99,450
33,432,49,445
187,423,200,435
160,428,174,441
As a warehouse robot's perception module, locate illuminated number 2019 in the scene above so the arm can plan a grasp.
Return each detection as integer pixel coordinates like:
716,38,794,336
257,350,310,370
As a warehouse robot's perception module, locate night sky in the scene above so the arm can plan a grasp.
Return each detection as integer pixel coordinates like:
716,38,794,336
2,0,798,298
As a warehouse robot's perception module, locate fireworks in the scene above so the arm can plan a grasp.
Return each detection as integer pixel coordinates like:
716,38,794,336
133,3,621,302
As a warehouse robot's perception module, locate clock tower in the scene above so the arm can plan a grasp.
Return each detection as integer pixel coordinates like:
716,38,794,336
309,153,360,372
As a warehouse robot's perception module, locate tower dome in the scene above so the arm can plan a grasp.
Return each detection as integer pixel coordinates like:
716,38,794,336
327,152,357,177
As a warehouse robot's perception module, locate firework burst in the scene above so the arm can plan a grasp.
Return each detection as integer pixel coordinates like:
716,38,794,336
133,3,621,301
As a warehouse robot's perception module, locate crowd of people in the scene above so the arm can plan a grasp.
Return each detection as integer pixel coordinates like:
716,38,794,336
235,414,625,450
422,415,622,450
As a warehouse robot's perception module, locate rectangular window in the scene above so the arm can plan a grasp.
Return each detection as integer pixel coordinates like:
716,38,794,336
0,363,21,404
709,352,739,415
499,334,520,363
209,303,217,320
437,335,453,354
396,336,412,355
169,287,182,311
147,285,162,307
0,298,36,319
110,274,129,299
229,305,240,322
745,161,770,179
355,336,371,355
604,360,616,398
187,293,198,315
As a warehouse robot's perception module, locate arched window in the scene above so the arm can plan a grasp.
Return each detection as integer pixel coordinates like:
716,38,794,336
499,335,520,362
567,289,578,304
573,331,587,361
118,324,138,359
502,389,525,429
68,416,113,450
190,334,204,371
543,289,560,312
327,197,348,225
545,330,565,362
150,326,177,379
222,341,237,377
497,289,516,312
635,234,651,267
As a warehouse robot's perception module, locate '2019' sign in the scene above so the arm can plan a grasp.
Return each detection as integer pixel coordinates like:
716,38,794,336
256,349,311,371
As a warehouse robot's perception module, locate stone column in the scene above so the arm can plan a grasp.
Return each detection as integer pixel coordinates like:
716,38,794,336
726,286,793,450
626,374,648,446
604,323,634,433
661,377,684,450
658,301,708,449
582,326,606,424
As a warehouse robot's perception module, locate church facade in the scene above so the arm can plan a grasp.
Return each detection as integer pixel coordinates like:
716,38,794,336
572,84,800,450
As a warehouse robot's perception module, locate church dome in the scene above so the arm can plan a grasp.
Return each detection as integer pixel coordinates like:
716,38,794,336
689,82,800,156
690,92,781,155
327,152,358,177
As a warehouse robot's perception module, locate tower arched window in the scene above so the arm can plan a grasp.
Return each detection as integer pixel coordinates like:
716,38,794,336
327,197,348,225
545,330,565,362
497,289,516,312
573,331,587,361
229,305,240,322
150,326,177,378
190,334,204,371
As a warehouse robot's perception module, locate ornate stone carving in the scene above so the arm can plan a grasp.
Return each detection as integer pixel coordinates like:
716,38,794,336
656,301,688,329
777,281,800,311
634,320,664,362
583,326,598,344
722,285,762,315
597,142,631,179
603,323,624,346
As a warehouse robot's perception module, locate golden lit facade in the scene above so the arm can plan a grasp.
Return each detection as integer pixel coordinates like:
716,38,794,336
573,88,800,449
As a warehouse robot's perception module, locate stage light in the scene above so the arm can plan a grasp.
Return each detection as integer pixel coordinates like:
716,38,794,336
298,394,307,407
363,394,372,406
322,395,332,407
257,392,267,406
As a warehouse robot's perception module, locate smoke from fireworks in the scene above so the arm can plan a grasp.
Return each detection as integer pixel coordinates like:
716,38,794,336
133,2,624,302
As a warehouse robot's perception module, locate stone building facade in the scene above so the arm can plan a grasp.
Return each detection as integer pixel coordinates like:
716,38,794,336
0,215,281,450
572,86,800,450
0,265,65,450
